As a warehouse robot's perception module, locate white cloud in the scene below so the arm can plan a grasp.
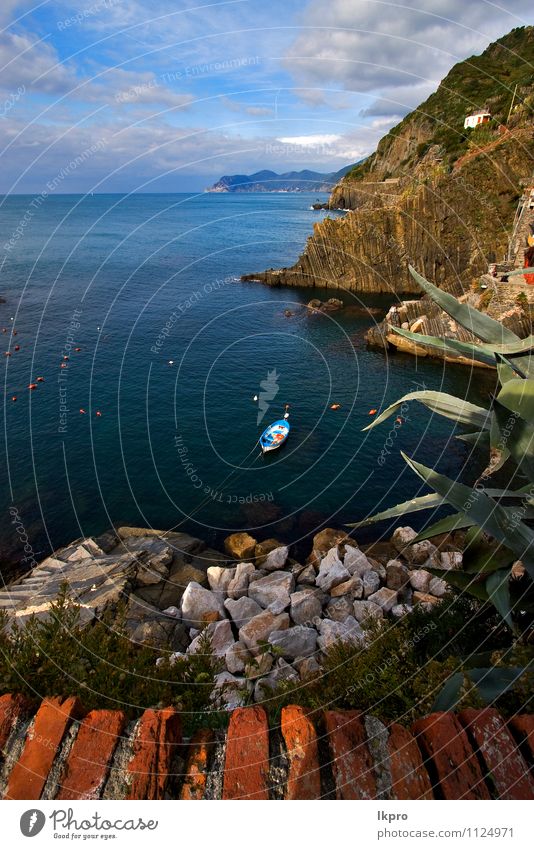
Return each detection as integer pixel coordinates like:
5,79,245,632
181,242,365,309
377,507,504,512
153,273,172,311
0,31,76,94
285,0,534,117
276,133,342,145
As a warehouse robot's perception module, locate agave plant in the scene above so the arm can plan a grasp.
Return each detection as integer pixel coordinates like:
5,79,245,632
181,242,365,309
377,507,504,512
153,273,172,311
349,265,534,632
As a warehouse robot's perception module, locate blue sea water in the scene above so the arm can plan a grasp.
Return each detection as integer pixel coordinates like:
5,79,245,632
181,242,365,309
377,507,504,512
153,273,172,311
0,192,494,568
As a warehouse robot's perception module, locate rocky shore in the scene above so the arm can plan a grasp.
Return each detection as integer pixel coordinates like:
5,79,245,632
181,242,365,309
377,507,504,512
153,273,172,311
1,523,468,710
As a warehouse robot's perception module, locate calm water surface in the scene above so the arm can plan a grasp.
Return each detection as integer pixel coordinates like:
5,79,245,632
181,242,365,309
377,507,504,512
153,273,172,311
0,192,494,569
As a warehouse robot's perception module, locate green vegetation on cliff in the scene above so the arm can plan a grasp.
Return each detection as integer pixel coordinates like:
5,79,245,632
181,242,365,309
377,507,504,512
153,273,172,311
347,25,534,180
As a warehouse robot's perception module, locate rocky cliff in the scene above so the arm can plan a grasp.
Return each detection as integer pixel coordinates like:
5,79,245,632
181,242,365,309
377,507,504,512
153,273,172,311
242,26,534,297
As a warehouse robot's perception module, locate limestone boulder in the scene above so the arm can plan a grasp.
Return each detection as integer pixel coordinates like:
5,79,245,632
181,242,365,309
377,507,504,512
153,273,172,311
248,571,294,610
224,532,257,560
315,547,350,592
367,587,398,613
180,582,226,628
268,626,317,659
224,596,262,626
239,609,289,653
289,589,322,625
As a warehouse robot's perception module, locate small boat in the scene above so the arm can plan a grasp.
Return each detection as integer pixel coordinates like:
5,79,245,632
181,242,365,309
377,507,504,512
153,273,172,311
259,418,290,454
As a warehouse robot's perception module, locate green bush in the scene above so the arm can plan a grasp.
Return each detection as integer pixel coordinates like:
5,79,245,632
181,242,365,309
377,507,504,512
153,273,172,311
263,597,508,726
0,586,226,733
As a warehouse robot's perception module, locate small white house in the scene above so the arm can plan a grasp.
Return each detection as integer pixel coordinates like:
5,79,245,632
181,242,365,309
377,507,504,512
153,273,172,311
464,111,492,129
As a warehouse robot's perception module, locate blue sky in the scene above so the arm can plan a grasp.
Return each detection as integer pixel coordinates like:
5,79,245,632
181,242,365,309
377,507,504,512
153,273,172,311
0,0,532,192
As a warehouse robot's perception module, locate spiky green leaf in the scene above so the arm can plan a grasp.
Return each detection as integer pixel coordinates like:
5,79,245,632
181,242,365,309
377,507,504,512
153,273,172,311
401,453,534,580
363,391,490,432
408,265,520,344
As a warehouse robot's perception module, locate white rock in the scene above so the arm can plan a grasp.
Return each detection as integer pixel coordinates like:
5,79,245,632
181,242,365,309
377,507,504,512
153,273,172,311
294,656,321,679
224,596,262,626
429,576,448,597
440,551,463,570
161,606,180,619
325,596,353,622
406,540,439,565
239,609,289,653
330,575,364,598
180,582,226,628
269,626,317,659
353,600,383,622
315,547,350,592
343,545,373,576
253,660,298,701
207,565,236,597
212,672,248,710
248,571,294,610
227,562,256,600
225,641,252,674
317,616,364,651
391,526,417,551
296,564,317,584
290,589,322,625
263,545,289,571
367,587,398,612
409,569,432,593
187,619,234,657
391,604,413,618
362,570,381,598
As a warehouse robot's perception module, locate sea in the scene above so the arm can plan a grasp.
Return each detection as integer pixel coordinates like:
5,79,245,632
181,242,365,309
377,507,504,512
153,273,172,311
0,192,494,571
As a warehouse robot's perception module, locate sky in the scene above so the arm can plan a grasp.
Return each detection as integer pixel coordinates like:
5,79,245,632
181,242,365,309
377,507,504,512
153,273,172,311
0,0,532,192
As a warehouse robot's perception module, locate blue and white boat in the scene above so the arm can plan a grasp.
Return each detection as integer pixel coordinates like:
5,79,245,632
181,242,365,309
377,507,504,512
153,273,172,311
259,418,290,454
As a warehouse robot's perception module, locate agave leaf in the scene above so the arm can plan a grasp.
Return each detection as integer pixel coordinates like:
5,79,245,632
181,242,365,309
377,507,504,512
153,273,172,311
389,326,496,364
414,513,476,540
455,430,489,446
363,391,490,432
463,537,516,575
425,567,490,600
493,400,534,483
485,569,514,630
509,267,534,276
408,266,520,344
467,666,530,702
401,453,534,579
497,378,534,421
346,493,445,528
432,672,465,711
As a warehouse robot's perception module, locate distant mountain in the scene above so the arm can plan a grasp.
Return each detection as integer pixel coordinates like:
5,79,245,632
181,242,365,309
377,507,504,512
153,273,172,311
206,165,355,193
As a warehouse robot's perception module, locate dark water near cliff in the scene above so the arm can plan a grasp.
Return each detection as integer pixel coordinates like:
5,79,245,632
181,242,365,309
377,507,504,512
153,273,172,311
0,192,494,570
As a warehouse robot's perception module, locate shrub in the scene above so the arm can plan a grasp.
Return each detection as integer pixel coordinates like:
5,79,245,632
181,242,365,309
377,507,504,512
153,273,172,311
0,586,225,733
263,597,505,726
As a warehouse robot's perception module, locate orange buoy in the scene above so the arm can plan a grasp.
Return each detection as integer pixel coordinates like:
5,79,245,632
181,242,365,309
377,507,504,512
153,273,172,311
36,376,44,382
1,328,6,333
63,355,69,361
368,408,377,415
330,403,341,410
74,347,81,352
395,416,403,425
12,330,17,336
28,383,37,390
96,410,102,417
79,408,86,414
60,362,67,368
14,344,20,351
11,395,17,402
4,351,11,357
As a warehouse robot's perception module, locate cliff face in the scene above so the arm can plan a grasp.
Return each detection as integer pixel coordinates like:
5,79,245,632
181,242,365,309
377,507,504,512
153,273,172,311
243,26,534,297
244,129,534,295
